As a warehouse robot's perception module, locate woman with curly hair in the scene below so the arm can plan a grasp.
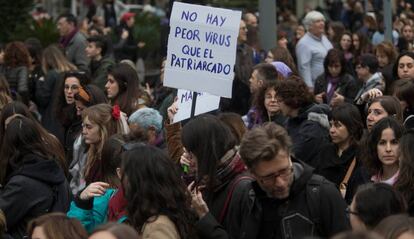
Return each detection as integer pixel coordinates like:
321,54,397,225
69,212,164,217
122,144,197,238
3,41,31,104
362,117,403,185
245,81,286,129
275,77,330,168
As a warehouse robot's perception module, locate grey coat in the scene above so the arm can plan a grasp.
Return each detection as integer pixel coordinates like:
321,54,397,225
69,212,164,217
65,31,89,72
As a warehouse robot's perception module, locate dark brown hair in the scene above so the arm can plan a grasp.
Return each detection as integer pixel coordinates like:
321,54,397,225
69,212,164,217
274,77,314,109
3,41,30,68
217,112,247,145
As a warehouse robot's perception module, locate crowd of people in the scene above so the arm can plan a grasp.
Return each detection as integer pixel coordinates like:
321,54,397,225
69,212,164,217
1,0,414,238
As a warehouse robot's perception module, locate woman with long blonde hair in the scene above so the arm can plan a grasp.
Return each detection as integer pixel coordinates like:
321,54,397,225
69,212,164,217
81,103,128,184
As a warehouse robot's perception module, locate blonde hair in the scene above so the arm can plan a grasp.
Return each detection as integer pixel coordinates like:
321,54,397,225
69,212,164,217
41,44,77,73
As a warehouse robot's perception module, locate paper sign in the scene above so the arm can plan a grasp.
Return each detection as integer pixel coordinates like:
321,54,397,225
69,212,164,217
173,89,220,123
164,2,241,98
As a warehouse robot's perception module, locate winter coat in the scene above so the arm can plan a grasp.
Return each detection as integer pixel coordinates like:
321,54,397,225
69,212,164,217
285,103,331,168
67,188,126,233
196,173,252,239
89,55,115,91
36,69,65,142
0,154,70,239
69,135,88,196
194,161,350,239
354,72,385,105
315,143,370,204
64,117,82,166
4,66,29,104
314,73,359,104
141,215,180,239
65,31,89,72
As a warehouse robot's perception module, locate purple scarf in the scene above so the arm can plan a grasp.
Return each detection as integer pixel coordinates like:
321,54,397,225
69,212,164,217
327,76,340,103
59,29,78,48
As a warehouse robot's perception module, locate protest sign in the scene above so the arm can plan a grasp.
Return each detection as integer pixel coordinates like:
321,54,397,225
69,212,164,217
164,2,241,98
173,89,220,123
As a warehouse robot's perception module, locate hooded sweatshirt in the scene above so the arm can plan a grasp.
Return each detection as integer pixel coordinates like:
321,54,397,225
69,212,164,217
286,103,331,168
0,153,70,239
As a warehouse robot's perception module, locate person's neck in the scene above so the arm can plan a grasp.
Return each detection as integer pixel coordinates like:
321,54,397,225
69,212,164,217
382,164,399,181
337,140,351,157
309,31,322,39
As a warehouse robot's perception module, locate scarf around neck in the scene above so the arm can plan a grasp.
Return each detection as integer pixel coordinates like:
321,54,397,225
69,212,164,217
59,28,78,48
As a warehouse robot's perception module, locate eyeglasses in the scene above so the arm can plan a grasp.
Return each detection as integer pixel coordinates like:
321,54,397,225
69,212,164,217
255,164,293,185
345,206,359,216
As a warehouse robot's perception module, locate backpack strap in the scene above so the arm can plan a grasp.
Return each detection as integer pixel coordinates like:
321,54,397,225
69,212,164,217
306,174,324,233
218,175,253,224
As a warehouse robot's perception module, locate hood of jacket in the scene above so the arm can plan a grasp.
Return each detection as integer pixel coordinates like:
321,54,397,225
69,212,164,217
8,153,65,186
289,160,314,197
290,103,330,130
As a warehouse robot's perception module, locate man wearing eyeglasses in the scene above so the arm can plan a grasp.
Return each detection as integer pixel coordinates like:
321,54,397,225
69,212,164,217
234,123,350,239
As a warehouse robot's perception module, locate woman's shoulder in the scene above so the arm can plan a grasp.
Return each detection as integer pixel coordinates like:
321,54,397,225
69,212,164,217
141,215,180,239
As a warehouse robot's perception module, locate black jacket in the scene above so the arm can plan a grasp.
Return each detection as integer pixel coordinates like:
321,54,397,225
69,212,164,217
314,73,359,104
0,153,70,239
315,143,370,204
196,171,253,239
195,161,350,239
286,103,331,168
35,70,65,143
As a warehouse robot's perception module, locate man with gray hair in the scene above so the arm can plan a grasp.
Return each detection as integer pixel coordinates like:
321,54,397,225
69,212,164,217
128,107,165,148
296,11,332,91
